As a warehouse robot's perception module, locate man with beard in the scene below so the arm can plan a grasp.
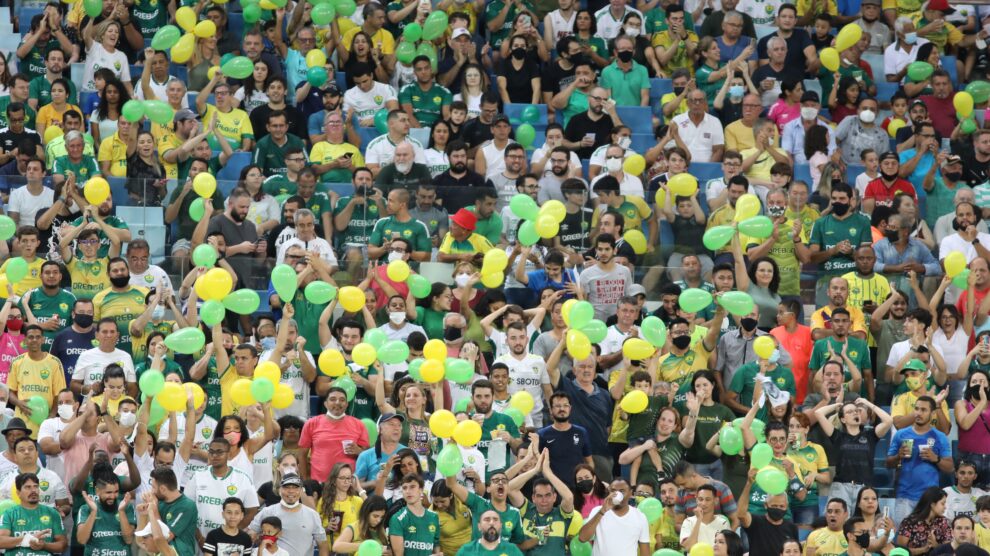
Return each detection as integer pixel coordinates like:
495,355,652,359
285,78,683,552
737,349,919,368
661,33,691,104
77,474,136,554
307,84,343,144
21,261,74,350
435,141,487,213
960,129,990,188
493,323,551,428
389,475,441,556
578,478,650,556
469,380,520,467
541,37,582,122
507,457,577,556
537,146,575,203
808,183,873,307
579,236,634,322
147,466,200,556
886,396,954,524
0,438,69,515
563,86,622,160
939,202,990,266
186,438,259,538
374,142,432,194
809,305,869,392
332,318,377,420
0,473,68,554
446,471,525,546
537,391,593,485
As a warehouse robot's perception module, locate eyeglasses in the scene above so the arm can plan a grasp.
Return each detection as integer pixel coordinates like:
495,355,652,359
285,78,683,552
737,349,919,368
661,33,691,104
687,98,706,104
79,239,99,245
490,478,508,485
589,95,607,102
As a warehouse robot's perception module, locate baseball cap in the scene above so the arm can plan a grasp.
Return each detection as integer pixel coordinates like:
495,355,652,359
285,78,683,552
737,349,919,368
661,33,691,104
879,152,900,163
800,91,820,104
628,284,647,297
323,83,342,96
136,520,172,538
281,473,303,487
492,114,511,126
926,0,955,13
901,359,928,373
451,28,472,40
377,412,406,426
173,108,199,123
942,154,962,168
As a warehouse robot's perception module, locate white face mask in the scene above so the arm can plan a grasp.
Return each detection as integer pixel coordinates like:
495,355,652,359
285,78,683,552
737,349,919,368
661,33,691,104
859,110,876,124
455,273,471,288
281,500,301,509
605,157,623,172
58,404,75,420
118,411,137,427
618,136,631,149
281,465,297,476
624,26,640,37
395,161,412,174
389,311,406,324
387,251,404,263
800,106,819,121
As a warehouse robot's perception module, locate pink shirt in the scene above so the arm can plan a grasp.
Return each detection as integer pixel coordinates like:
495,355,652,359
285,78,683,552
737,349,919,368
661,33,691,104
0,333,24,384
768,100,800,135
959,401,990,454
299,414,370,482
63,432,111,483
371,266,410,311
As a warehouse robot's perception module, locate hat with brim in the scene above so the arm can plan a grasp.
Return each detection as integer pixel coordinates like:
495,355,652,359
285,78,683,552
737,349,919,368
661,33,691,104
281,473,303,487
900,358,928,373
450,208,477,232
136,520,171,538
1,418,30,436
926,0,955,14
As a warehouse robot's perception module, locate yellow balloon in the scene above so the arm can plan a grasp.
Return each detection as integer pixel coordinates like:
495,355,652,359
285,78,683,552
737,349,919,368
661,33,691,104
10,483,18,504
194,20,217,39
955,91,975,118
668,173,698,197
734,193,761,222
623,230,647,255
272,383,294,409
535,214,559,239
175,7,197,32
429,410,458,438
423,339,447,361
352,343,378,367
510,391,534,414
482,249,508,274
835,23,863,52
566,329,591,360
820,47,840,72
561,299,577,326
231,378,254,407
689,542,715,556
84,177,110,206
620,390,649,414
171,32,196,64
207,66,221,81
622,338,656,360
539,200,566,223
157,383,186,412
183,382,206,409
420,359,445,383
386,260,411,282
318,349,348,377
306,48,328,68
259,0,277,9
481,273,504,288
338,286,365,312
452,419,482,447
623,153,646,175
887,118,906,138
193,172,217,198
945,251,967,278
254,361,281,385
195,268,234,301
753,336,776,360
43,125,64,144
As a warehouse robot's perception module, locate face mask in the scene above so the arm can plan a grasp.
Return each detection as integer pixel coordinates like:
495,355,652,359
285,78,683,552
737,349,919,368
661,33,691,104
880,170,898,181
884,229,899,242
673,86,685,96
151,306,165,321
511,47,527,60
73,313,94,328
58,404,75,420
859,110,876,124
616,50,633,63
389,311,406,325
387,251,404,263
800,106,818,121
395,162,412,174
768,349,781,363
904,32,917,45
624,27,640,37
766,507,786,521
967,385,990,401
5,319,21,332
740,318,758,332
455,273,471,288
605,157,623,172
444,326,462,342
767,205,785,218
259,336,277,351
110,275,130,288
281,500,300,509
906,376,924,391
118,411,136,427
729,85,745,98
672,335,692,350
944,171,963,182
224,431,242,445
618,136,632,149
261,534,279,544
831,202,850,216
576,479,594,493
855,532,871,549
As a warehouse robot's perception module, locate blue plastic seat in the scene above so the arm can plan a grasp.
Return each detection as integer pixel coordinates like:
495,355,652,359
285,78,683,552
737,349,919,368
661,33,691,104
217,152,252,181
943,55,958,87
630,133,655,154
504,103,548,130
793,163,813,187
108,177,130,208
169,65,189,83
17,8,41,35
876,81,899,103
615,106,652,134
846,164,865,184
689,162,723,184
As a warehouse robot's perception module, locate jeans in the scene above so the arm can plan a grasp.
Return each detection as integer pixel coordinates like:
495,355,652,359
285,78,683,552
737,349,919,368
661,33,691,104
894,497,917,525
693,460,724,482
830,482,865,514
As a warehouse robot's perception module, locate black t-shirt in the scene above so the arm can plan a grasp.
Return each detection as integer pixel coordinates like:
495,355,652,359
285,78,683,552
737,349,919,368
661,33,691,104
462,118,494,149
434,170,489,212
830,428,877,484
558,207,594,251
931,543,990,556
757,29,814,77
960,149,990,187
0,128,41,155
542,61,577,97
717,100,745,128
564,112,614,159
250,104,308,143
751,64,804,92
257,479,322,507
202,527,253,556
497,55,542,104
744,514,799,556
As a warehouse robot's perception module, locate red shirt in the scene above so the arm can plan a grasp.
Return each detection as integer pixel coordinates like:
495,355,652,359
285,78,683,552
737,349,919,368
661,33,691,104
864,178,917,208
958,286,990,351
299,414,370,482
920,93,959,138
371,265,409,311
771,324,813,404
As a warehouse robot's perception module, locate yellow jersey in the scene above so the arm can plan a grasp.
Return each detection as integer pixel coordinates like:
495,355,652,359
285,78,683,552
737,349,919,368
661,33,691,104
7,353,65,434
0,257,44,296
97,132,128,177
66,257,112,301
92,285,149,355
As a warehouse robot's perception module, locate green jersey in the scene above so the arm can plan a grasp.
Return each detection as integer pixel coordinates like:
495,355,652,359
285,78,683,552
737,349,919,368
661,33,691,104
18,46,50,83
198,356,222,421
518,500,577,556
23,287,74,350
289,291,327,357
0,98,37,130
131,0,171,39
78,504,137,556
262,175,297,197
334,197,380,246
70,215,128,259
809,337,871,397
398,83,452,127
728,363,796,421
484,0,536,47
0,504,65,556
456,540,525,556
389,507,440,556
465,492,524,543
53,155,100,183
253,134,307,177
28,76,78,109
135,358,184,381
466,205,502,246
476,412,519,462
808,213,872,278
158,494,199,556
300,193,334,217
345,362,378,421
369,216,432,253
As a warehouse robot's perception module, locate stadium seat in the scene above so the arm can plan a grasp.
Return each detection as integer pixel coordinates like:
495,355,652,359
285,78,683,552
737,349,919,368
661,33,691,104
876,81,899,103
505,103,548,129
793,163,813,187
409,127,430,146
615,106,652,134
650,78,673,99
755,25,776,41
357,126,379,147
803,79,822,100
71,63,85,89
335,72,347,92
218,180,238,198
690,162,723,185
943,55,958,87
169,65,189,83
217,152,252,181
845,164,865,184
17,8,41,35
630,133,655,154
861,53,885,82
108,177,129,207
116,206,164,227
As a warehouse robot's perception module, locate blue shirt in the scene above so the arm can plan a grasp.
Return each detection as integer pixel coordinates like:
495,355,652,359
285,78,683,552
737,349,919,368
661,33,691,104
887,426,950,501
355,443,408,482
558,377,613,456
872,237,941,277
781,117,837,165
49,326,96,386
716,36,757,66
538,424,592,488
524,268,577,293
285,48,308,97
898,148,932,219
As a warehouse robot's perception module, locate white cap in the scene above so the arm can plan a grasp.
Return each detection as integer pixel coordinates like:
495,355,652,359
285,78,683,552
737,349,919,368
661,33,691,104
136,520,171,538
451,28,471,40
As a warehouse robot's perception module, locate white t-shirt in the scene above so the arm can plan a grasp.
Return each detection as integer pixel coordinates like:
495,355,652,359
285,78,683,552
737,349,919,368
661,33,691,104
884,40,929,83
423,148,449,178
671,113,725,163
37,417,71,477
885,339,914,374
589,172,644,199
8,186,54,228
855,172,875,197
600,325,635,373
934,327,970,382
494,353,550,425
377,321,426,342
135,76,190,107
186,467,260,536
944,485,987,521
342,82,397,123
679,514,732,547
0,467,67,508
260,349,316,420
364,134,426,167
276,237,339,267
248,196,281,230
481,141,508,178
71,348,136,387
593,5,642,41
130,266,174,292
250,426,274,487
486,325,540,359
939,232,990,265
114,451,155,499
158,413,218,485
734,0,781,25
586,506,651,556
82,42,131,92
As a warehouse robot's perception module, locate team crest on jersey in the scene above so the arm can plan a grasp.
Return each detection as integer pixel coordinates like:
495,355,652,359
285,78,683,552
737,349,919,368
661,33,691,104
40,515,50,524
40,370,49,380
202,428,213,438
849,350,859,359
40,481,49,490
428,524,436,533
144,275,154,284
374,96,384,104
433,96,442,104
227,485,238,495
506,521,513,530
58,303,68,311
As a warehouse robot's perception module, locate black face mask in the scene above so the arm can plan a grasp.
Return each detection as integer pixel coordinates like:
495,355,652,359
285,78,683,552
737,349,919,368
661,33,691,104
855,532,871,549
109,275,130,288
511,47,527,60
880,170,899,181
617,50,633,63
671,335,692,350
740,318,758,332
831,202,850,217
944,171,963,182
576,479,594,493
73,314,94,328
766,507,786,521
966,385,990,401
444,326,462,342
673,86,685,96
883,229,900,242
569,54,587,67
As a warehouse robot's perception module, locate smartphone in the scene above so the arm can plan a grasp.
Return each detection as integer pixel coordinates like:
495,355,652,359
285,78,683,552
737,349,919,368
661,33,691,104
941,138,951,151
583,132,595,142
882,506,889,520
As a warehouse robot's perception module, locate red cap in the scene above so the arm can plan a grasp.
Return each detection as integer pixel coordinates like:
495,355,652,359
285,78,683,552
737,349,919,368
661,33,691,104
926,0,955,13
450,208,477,232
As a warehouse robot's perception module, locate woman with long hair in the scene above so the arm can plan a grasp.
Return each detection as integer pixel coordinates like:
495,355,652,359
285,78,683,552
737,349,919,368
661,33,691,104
713,530,744,556
810,163,845,211
786,413,830,528
188,34,221,92
36,78,81,143
954,370,990,485
828,75,861,124
91,77,130,146
904,42,942,98
896,486,951,550
767,78,803,134
680,370,736,482
212,413,277,479
619,406,685,485
496,33,543,105
376,447,432,506
573,10,608,68
375,378,438,469
696,37,732,104
238,164,279,235
430,480,472,556
424,121,451,177
571,463,606,517
338,30,390,87
233,60,271,114
453,64,489,119
0,287,25,384
0,54,13,96
332,494,389,554
732,235,782,331
892,193,935,250
805,124,831,185
319,463,365,546
930,276,971,402
498,13,550,62
852,486,896,553
82,20,133,96
126,130,167,203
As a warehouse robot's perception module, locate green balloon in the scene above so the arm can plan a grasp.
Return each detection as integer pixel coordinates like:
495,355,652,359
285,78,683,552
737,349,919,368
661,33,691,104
164,328,206,354
223,289,261,315
335,0,357,16
403,22,423,42
407,358,425,381
568,301,594,330
702,225,735,251
454,397,470,413
139,370,166,397
361,418,378,445
756,467,788,495
889,548,910,556
304,281,337,304
504,407,525,427
272,264,298,302
517,220,540,246
396,41,416,65
436,443,463,477
189,197,205,222
307,66,329,87
966,80,990,104
962,117,978,135
750,442,773,469
738,216,774,239
83,0,102,17
581,319,607,343
654,550,683,556
242,2,262,23
363,328,388,349
422,10,448,40
122,100,145,123
357,539,383,556
719,425,743,455
147,396,166,426
906,61,934,82
334,375,357,401
751,419,765,442
637,497,662,523
515,123,536,148
521,105,540,124
151,25,182,51
719,291,755,317
27,396,49,425
678,288,712,314
0,216,15,241
311,2,335,25
407,274,432,299
251,378,275,403
192,244,218,268
510,193,539,220
445,359,474,383
4,257,27,283
200,299,226,327
143,100,174,126
378,340,410,364
640,316,667,347
221,56,255,80
374,109,389,133
569,537,592,556
953,269,971,289
0,499,16,516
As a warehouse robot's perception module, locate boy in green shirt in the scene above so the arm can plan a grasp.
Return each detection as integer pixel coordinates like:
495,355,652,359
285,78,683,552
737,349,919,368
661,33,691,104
389,475,441,556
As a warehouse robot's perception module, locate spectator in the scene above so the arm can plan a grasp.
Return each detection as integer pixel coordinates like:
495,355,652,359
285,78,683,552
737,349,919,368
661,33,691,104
671,89,725,162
